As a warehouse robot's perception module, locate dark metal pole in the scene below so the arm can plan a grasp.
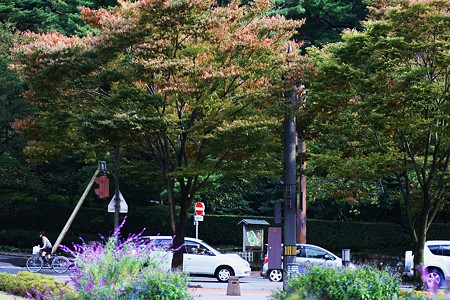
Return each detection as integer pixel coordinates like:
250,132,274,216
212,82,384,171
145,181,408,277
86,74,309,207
283,87,297,284
114,145,120,229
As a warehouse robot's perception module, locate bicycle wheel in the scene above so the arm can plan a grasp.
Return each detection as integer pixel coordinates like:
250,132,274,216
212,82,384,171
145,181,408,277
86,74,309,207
52,256,70,273
26,256,42,273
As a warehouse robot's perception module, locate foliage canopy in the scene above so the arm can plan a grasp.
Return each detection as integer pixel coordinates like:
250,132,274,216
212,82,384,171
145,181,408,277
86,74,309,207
11,0,312,267
305,0,450,287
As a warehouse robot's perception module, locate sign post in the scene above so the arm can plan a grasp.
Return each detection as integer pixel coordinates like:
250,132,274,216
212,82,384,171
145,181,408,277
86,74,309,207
194,202,205,239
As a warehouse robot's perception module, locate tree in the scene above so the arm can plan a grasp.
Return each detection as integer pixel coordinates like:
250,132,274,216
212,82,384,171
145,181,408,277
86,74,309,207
268,0,367,47
0,22,39,195
12,0,311,268
0,0,97,36
213,1,368,47
305,0,450,288
299,0,367,47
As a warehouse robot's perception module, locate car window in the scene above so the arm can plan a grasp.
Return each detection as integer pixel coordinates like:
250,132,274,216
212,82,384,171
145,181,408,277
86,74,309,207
428,245,441,255
305,247,327,259
185,241,213,256
440,245,450,257
150,239,172,250
296,246,306,257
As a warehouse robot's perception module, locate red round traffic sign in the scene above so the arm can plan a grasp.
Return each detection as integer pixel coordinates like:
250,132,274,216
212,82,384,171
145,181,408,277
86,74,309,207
195,202,205,215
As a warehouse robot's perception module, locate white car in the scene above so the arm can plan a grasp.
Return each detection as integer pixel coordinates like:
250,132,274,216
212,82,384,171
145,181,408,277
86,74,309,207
261,244,353,282
141,236,251,282
404,240,450,289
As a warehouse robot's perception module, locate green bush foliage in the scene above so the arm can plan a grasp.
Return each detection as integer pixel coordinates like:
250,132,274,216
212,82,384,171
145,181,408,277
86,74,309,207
271,266,401,300
1,198,450,256
0,271,74,298
118,270,192,299
60,221,192,300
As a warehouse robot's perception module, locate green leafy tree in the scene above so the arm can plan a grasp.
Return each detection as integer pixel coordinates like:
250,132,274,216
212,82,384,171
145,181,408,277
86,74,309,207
0,23,89,202
12,0,311,268
299,0,367,46
0,0,96,35
202,177,283,215
305,0,450,288
269,0,367,47
216,0,368,47
0,22,37,194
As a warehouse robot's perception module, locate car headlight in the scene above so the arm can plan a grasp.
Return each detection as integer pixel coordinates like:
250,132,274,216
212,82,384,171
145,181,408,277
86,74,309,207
239,260,250,267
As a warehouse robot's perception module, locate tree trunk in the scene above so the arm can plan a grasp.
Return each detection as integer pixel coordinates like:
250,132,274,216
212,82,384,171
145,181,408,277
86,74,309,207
171,190,191,269
401,171,431,290
412,194,431,290
413,230,426,290
166,176,176,234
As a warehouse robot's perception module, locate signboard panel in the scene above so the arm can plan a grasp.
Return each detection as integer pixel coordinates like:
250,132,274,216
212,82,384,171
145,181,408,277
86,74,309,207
245,229,263,248
194,215,204,221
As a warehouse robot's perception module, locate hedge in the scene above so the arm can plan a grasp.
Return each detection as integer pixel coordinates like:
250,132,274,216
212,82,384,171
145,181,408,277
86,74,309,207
1,198,449,257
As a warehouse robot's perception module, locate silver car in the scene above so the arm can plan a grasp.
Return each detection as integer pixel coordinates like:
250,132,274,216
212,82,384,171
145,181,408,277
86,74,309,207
261,243,351,282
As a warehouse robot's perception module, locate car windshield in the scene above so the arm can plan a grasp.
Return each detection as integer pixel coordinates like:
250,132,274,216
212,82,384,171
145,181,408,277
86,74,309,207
141,237,222,255
195,240,222,255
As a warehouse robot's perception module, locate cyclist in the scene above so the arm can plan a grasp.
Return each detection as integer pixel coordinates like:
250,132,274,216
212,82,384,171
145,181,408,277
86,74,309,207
38,231,52,264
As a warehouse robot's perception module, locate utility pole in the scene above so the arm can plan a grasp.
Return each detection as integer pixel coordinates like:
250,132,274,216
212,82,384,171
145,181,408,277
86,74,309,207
297,138,306,244
114,145,120,230
283,43,297,283
52,163,103,253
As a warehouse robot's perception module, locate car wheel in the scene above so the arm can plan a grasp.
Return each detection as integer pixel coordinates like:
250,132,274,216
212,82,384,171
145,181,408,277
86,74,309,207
425,268,444,290
216,266,234,282
268,269,283,282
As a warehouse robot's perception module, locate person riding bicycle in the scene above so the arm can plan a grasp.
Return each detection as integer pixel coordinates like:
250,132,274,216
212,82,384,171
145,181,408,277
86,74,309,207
38,231,52,263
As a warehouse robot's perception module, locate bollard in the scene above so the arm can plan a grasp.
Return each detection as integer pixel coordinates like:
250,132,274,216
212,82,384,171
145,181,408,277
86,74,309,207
226,276,241,296
342,249,351,267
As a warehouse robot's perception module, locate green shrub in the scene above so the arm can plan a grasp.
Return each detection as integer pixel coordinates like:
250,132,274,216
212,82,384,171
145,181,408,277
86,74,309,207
60,220,192,299
118,270,192,299
0,272,74,298
271,266,400,300
2,197,450,256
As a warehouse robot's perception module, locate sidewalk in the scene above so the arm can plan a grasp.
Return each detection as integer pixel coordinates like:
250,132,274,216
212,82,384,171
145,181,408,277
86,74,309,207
188,271,277,300
0,291,26,300
189,287,273,300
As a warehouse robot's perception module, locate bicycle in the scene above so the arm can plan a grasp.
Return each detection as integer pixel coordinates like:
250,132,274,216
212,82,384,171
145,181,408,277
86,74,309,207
26,253,70,274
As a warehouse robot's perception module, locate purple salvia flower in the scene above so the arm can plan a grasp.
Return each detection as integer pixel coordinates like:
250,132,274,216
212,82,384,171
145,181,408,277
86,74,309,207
54,281,65,293
99,277,107,287
44,284,54,298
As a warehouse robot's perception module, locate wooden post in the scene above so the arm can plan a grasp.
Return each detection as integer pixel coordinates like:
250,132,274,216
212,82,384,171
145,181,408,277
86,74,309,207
297,139,307,244
51,168,100,253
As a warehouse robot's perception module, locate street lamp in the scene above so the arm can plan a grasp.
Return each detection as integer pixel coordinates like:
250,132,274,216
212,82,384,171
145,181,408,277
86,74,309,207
98,147,121,230
98,160,107,175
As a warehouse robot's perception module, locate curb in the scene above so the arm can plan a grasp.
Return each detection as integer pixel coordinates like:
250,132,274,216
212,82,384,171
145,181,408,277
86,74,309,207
0,252,29,258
